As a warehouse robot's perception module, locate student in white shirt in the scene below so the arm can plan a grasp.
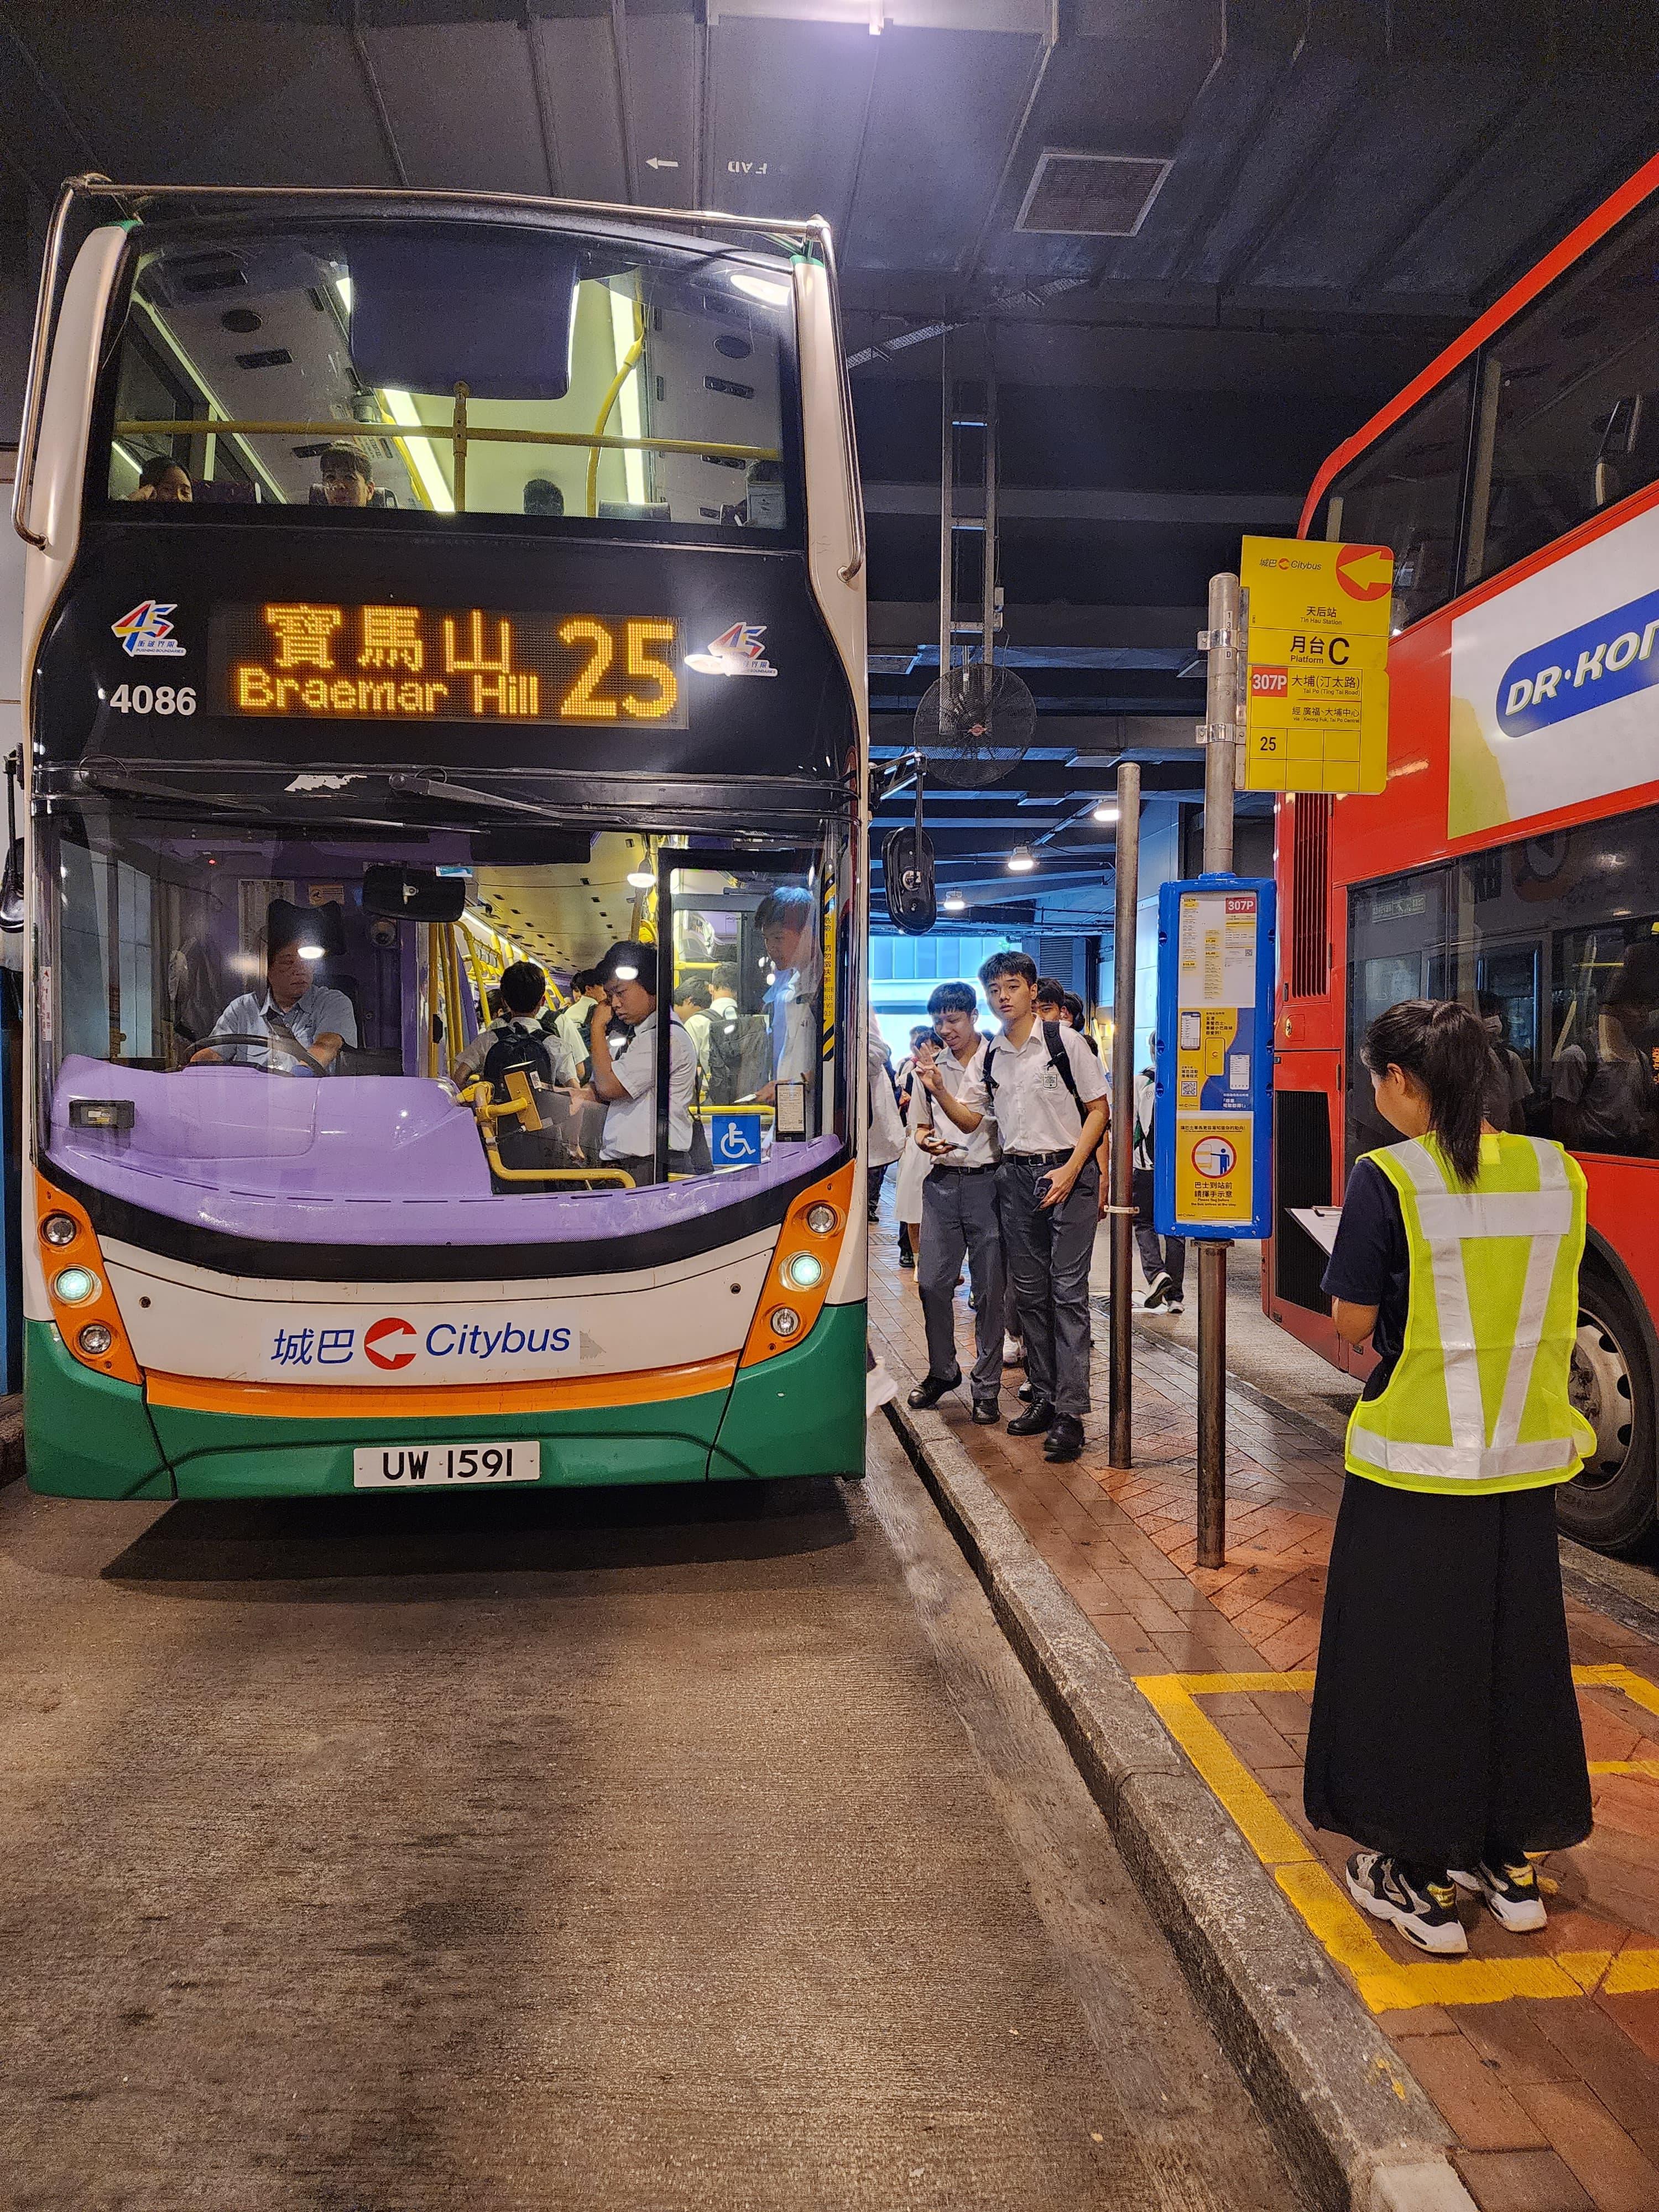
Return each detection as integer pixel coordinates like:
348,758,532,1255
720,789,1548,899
586,942,698,1186
926,951,1107,1462
909,982,1005,1423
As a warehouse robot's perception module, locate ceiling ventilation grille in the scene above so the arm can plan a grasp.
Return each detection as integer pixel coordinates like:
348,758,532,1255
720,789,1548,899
1015,151,1172,238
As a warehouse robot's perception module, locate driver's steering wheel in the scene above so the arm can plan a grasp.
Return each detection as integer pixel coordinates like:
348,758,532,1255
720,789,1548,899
184,1032,327,1077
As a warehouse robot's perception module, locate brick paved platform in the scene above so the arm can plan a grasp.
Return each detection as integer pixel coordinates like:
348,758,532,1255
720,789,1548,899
868,1208,1659,2212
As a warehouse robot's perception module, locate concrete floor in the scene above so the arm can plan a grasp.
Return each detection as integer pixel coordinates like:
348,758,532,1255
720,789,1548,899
0,1427,1295,2210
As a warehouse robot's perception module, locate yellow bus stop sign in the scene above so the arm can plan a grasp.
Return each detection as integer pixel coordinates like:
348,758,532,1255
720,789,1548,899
1239,536,1393,794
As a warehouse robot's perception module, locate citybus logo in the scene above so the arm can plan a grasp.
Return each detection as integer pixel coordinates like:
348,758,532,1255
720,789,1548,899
1496,585,1659,738
363,1317,417,1370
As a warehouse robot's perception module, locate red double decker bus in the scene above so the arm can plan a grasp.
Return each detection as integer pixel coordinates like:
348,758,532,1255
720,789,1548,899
1270,151,1659,1551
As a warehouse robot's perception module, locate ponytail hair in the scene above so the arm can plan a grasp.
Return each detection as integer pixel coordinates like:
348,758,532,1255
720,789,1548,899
1362,999,1491,1188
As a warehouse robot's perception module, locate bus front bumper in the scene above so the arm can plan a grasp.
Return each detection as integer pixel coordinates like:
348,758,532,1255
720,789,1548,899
24,1306,867,1499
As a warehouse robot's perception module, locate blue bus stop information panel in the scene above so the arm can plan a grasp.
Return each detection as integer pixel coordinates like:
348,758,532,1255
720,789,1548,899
1153,874,1275,1242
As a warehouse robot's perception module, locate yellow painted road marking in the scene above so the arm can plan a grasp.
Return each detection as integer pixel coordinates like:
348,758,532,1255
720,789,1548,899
1133,1663,1659,2011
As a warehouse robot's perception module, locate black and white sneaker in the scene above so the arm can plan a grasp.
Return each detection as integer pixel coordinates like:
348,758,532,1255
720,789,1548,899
1143,1272,1172,1311
1164,1293,1184,1316
1450,1858,1547,1933
1346,1852,1468,1955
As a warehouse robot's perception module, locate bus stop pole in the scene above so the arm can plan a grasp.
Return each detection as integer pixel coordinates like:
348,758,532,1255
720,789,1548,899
1107,760,1140,1467
1197,571,1241,1569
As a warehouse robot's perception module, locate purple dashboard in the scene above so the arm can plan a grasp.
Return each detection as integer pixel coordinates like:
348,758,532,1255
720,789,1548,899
48,1057,839,1247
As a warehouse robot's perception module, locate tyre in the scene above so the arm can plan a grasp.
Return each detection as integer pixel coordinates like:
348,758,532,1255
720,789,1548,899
1556,1266,1657,1553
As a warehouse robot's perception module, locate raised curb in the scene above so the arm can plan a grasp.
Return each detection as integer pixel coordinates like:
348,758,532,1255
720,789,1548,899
884,1394,1472,2212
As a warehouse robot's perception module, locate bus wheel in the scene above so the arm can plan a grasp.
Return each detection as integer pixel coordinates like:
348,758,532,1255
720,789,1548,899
1557,1271,1656,1554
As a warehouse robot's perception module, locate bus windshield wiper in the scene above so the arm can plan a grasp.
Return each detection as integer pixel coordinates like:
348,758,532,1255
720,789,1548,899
70,761,402,828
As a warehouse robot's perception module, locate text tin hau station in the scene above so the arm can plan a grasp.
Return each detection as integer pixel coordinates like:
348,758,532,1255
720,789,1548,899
1154,875,1276,1241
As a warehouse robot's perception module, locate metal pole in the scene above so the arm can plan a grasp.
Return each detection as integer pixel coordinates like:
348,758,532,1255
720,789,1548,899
980,357,998,664
1108,761,1140,1467
1197,571,1241,1569
938,330,954,687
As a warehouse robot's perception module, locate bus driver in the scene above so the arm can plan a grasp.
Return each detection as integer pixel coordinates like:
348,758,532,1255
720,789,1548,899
190,903,357,1074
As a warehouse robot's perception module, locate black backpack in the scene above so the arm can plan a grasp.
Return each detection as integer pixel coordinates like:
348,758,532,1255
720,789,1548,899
481,1021,555,1108
983,1020,1085,1123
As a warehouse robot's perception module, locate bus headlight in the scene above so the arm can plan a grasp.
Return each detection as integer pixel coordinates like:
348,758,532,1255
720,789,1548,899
804,1204,838,1235
768,1306,802,1338
52,1267,100,1306
76,1322,114,1357
783,1251,823,1291
41,1213,79,1246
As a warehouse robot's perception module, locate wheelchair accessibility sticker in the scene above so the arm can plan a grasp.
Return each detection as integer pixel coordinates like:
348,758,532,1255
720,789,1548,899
711,1111,764,1168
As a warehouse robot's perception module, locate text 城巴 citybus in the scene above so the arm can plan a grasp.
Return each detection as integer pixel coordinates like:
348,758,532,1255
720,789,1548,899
1267,145,1659,1551
13,178,869,1500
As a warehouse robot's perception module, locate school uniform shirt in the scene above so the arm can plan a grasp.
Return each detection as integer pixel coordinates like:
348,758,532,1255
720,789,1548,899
984,1021,1107,1155
766,969,817,1087
207,981,358,1071
917,1041,999,1168
599,1011,698,1161
1319,1156,1410,1397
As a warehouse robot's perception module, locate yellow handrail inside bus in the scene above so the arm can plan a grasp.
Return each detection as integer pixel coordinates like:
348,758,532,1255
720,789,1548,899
690,1104,775,1121
587,295,646,517
114,418,778,463
458,1073,635,1188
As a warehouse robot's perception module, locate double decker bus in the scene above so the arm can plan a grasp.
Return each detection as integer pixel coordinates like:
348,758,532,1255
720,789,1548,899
13,176,868,1500
1269,151,1659,1550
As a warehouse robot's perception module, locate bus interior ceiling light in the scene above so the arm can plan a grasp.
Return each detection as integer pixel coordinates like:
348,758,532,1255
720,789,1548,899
729,271,791,307
626,868,654,888
1007,846,1036,873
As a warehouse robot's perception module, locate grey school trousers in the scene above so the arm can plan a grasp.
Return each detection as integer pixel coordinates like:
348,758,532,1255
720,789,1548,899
996,1155,1099,1417
917,1167,1005,1399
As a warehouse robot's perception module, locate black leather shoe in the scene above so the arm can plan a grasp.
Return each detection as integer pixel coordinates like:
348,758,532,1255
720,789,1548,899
1043,1415,1085,1462
971,1397,1000,1425
907,1370,961,1409
1006,1400,1053,1437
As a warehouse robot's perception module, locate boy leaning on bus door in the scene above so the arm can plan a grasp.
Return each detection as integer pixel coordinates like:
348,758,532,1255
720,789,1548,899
1307,998,1594,1958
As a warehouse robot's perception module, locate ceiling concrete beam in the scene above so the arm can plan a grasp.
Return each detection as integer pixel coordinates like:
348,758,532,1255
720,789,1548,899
864,482,1300,528
868,603,1204,651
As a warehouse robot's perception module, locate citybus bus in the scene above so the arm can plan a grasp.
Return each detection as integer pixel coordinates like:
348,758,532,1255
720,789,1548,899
1267,149,1659,1550
12,176,868,1500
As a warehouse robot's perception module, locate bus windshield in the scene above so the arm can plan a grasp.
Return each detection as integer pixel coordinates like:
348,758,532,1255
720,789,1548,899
103,221,797,535
40,800,834,1248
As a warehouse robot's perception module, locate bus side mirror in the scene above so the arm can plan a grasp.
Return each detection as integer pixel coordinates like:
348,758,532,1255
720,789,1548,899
362,865,466,924
0,838,22,933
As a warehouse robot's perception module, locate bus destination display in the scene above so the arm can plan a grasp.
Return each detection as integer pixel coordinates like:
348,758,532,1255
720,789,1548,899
211,604,685,727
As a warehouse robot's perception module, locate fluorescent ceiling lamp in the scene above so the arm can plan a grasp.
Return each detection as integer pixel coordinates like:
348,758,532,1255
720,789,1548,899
380,388,455,514
941,893,967,912
299,944,326,961
1092,804,1119,823
612,963,639,981
730,270,791,308
626,868,654,888
1006,846,1037,873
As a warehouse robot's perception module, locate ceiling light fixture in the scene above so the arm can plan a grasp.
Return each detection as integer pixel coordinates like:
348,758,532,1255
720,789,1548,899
941,893,967,912
1006,846,1036,874
1092,804,1119,824
730,270,792,308
626,868,654,889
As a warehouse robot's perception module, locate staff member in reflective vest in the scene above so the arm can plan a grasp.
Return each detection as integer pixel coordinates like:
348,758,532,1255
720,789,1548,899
1306,999,1594,1958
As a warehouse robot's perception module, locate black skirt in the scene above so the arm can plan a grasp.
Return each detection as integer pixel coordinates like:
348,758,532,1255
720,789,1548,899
1304,1475,1592,1870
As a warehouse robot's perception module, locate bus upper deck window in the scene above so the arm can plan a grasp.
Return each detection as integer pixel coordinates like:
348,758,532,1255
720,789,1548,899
105,224,796,535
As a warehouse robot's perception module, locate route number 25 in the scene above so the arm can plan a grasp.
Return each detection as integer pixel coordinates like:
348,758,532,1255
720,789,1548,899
108,684,196,716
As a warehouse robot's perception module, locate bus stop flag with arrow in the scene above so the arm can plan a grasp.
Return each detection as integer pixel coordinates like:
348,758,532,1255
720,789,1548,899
1239,536,1394,795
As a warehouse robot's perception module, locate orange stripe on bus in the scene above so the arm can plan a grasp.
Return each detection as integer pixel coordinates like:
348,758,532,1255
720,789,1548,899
145,1353,740,1420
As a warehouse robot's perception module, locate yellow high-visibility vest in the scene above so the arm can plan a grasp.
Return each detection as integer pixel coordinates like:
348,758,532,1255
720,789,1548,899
1345,1132,1595,1496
